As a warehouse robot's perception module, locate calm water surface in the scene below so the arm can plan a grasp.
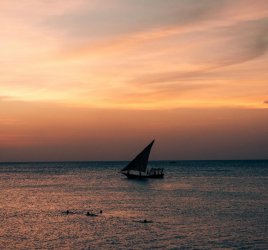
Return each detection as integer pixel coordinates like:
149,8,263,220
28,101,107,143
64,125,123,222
0,160,267,249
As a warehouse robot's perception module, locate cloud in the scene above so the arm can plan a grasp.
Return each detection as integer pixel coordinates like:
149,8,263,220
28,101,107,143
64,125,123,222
44,0,223,39
204,18,268,66
45,0,268,40
0,96,13,102
125,17,268,88
264,101,268,104
57,4,268,74
100,83,214,109
131,68,214,85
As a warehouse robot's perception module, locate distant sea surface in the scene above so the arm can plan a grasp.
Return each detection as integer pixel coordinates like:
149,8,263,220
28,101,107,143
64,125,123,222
0,160,267,249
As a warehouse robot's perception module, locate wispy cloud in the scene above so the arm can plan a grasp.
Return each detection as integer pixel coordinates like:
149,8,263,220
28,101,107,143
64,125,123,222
56,1,268,60
0,0,267,110
0,96,13,102
45,0,268,40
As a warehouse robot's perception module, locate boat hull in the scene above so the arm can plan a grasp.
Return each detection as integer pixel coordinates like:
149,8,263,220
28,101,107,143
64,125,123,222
122,172,164,179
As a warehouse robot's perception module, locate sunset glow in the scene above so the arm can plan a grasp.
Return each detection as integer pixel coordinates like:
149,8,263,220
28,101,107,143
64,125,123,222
0,0,267,161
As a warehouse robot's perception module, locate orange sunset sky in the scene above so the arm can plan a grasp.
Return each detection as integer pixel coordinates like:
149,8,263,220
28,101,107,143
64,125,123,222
0,0,267,161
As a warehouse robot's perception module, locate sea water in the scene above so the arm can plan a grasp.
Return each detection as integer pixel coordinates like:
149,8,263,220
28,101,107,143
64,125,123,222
0,160,267,249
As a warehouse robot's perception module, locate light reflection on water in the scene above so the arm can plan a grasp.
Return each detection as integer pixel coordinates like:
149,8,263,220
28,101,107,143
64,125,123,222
0,160,267,249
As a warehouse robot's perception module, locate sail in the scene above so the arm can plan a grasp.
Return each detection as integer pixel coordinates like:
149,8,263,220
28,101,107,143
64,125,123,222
121,140,155,173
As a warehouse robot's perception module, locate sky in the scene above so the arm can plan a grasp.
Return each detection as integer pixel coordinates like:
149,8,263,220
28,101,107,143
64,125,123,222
0,0,267,161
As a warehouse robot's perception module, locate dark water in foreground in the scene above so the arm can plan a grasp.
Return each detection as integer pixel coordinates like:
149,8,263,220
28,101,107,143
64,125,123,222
0,160,267,249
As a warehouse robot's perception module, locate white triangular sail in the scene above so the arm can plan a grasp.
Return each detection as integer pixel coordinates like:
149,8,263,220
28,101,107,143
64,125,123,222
121,140,154,173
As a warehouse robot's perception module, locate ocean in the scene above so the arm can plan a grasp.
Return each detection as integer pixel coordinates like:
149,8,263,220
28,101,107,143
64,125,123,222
0,160,267,249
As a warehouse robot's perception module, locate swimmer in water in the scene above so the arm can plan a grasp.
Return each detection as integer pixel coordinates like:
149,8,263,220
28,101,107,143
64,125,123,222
86,212,98,217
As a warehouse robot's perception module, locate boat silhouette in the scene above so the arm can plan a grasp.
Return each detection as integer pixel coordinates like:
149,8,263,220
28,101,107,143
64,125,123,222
121,140,164,179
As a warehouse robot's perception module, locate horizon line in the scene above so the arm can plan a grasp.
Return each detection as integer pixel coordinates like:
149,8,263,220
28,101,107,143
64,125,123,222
0,159,267,164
